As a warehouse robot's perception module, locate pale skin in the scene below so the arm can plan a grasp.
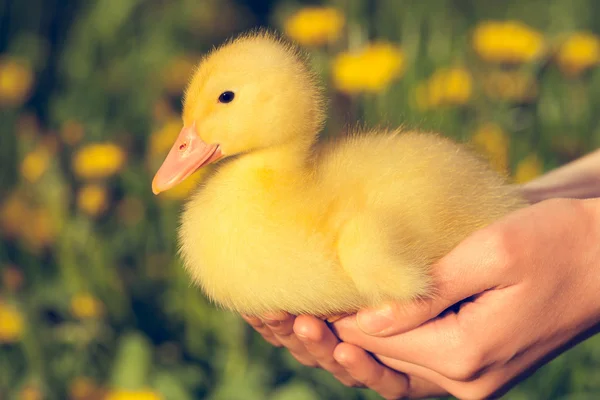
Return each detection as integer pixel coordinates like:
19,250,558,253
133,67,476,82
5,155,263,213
244,152,600,399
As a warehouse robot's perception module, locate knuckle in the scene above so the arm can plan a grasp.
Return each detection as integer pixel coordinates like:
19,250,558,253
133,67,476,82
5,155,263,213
478,227,514,273
444,340,487,381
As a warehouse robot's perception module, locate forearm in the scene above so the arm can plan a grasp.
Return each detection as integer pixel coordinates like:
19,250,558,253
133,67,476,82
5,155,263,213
583,197,600,325
519,149,600,203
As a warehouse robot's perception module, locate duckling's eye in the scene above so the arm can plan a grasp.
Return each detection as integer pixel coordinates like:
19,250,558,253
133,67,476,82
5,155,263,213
218,91,235,103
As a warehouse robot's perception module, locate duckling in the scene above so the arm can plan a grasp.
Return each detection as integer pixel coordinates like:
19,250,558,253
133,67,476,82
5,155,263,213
152,31,525,319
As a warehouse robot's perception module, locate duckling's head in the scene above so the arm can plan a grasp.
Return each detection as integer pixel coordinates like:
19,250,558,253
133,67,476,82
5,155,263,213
152,31,325,194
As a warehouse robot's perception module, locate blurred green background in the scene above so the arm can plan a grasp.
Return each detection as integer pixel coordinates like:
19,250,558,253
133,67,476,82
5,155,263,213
2,0,600,399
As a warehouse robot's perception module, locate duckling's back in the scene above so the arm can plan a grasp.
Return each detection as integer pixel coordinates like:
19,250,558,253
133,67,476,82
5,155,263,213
315,130,525,304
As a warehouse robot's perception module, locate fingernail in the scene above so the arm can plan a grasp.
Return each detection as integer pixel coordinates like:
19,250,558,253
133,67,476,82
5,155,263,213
357,305,394,335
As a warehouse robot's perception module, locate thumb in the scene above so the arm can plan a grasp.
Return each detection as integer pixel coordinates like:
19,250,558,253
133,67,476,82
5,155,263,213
356,228,502,337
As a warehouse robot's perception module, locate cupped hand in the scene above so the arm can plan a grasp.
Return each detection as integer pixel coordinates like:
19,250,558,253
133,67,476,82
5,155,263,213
243,313,447,399
245,198,600,399
333,198,600,399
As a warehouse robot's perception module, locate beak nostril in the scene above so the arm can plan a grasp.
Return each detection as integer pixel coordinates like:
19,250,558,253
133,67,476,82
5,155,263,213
179,143,187,151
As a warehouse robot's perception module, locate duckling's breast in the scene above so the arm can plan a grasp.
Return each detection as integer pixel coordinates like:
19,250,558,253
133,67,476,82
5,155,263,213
178,167,362,316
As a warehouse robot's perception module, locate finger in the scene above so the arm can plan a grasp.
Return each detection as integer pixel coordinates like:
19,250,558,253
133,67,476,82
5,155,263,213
242,315,282,347
377,353,518,400
374,355,452,399
293,315,361,387
333,309,464,374
351,349,450,399
261,313,317,367
334,290,507,380
355,226,507,337
334,343,409,399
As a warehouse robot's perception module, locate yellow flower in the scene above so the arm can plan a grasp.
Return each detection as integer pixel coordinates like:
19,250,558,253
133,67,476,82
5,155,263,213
514,154,543,183
71,292,104,319
0,302,25,343
73,143,126,179
556,32,600,76
471,123,510,174
77,184,109,217
0,57,34,106
473,21,545,64
482,71,538,102
105,389,162,400
61,120,85,146
20,146,51,183
332,42,404,94
162,56,198,95
284,7,344,47
416,67,473,109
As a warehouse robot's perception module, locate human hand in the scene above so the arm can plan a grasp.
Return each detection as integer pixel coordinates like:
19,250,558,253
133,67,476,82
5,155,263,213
242,312,448,399
332,198,600,399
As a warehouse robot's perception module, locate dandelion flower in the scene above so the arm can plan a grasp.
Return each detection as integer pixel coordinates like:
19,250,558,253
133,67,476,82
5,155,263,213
20,146,51,183
416,67,473,109
556,32,600,76
0,302,24,343
104,389,163,400
514,154,543,183
73,143,126,179
77,184,109,217
284,7,344,47
471,123,510,174
332,42,404,94
0,57,34,106
70,292,104,319
473,21,544,64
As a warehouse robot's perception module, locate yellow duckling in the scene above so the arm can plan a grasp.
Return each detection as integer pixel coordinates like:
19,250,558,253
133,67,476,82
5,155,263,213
152,31,524,319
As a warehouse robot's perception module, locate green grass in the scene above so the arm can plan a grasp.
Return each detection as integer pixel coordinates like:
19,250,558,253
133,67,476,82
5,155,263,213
1,0,600,398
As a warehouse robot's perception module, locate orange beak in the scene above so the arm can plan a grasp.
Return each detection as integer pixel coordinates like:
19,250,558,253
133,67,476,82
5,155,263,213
152,123,222,194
